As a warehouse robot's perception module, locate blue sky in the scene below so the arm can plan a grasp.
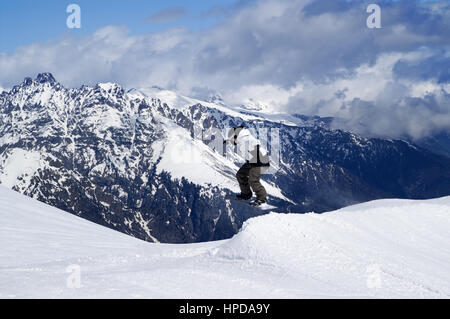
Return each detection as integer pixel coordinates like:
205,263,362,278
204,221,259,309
0,0,444,53
0,0,250,53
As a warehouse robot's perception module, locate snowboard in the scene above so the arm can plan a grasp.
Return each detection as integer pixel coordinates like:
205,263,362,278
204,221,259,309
250,202,277,210
233,198,277,210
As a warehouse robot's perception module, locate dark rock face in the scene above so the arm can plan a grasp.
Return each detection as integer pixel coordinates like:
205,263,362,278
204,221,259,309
1,74,450,243
416,132,450,158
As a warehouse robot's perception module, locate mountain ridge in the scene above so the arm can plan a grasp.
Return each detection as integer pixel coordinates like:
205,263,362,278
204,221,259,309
1,73,450,243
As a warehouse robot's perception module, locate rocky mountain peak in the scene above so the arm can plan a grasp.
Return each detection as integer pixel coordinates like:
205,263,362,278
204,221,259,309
36,72,56,84
1,74,450,244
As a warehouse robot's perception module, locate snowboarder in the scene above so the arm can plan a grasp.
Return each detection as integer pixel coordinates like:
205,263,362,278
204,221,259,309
224,125,270,207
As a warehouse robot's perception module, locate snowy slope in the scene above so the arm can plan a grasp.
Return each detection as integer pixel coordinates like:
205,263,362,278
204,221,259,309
1,186,449,298
129,87,268,122
129,86,327,127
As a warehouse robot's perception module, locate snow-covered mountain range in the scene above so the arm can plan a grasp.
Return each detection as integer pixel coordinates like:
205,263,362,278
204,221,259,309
1,185,449,298
1,73,450,243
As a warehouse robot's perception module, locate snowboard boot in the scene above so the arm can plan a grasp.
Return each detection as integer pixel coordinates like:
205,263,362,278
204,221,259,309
236,193,252,201
250,199,266,206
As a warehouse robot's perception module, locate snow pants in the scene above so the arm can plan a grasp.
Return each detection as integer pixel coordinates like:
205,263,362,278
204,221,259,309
236,163,268,201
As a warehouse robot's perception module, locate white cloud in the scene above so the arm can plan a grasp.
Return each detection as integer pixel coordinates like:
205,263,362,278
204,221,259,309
1,0,445,90
0,0,449,140
278,50,450,140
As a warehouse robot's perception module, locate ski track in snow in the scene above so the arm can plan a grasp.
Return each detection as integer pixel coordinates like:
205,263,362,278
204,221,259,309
1,185,450,298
